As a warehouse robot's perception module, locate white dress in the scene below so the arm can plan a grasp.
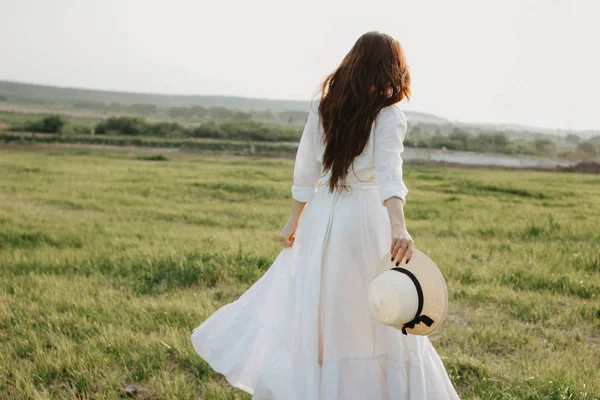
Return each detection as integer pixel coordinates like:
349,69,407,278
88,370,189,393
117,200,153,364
190,101,460,400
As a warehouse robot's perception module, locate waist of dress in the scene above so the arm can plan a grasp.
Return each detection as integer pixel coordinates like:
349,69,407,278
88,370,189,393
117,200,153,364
319,178,379,190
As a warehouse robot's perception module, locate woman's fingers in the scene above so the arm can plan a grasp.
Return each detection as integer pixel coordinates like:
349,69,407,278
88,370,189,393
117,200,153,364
390,239,401,261
392,239,402,262
393,245,407,265
279,234,294,248
391,237,413,265
405,241,414,264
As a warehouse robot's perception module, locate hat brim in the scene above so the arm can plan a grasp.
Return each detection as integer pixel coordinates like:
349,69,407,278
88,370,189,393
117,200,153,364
375,249,448,335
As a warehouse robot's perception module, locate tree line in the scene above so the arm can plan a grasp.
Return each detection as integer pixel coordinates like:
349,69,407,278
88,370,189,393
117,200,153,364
6,114,600,157
69,100,309,124
8,115,304,143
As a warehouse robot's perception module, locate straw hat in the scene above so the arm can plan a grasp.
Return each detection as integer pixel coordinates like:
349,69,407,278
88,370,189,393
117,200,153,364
366,249,448,335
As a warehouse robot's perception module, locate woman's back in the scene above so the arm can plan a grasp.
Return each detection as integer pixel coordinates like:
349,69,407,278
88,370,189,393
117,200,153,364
293,100,409,206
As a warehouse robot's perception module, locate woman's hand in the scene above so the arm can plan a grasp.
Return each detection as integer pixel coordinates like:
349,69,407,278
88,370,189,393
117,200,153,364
383,196,413,265
279,199,308,248
390,226,414,266
279,218,298,248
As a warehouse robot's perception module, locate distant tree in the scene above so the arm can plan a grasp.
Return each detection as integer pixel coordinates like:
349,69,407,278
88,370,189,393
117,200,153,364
490,132,509,147
232,111,251,121
278,110,309,124
0,95,7,102
534,138,557,156
429,133,462,150
218,120,302,141
469,132,510,153
190,105,207,117
95,117,149,135
107,102,126,112
73,100,106,111
566,133,581,145
577,141,598,157
23,115,65,134
39,115,65,133
189,121,224,138
208,106,234,120
128,103,158,115
150,122,187,137
406,125,419,137
252,110,276,121
168,107,191,119
448,129,469,149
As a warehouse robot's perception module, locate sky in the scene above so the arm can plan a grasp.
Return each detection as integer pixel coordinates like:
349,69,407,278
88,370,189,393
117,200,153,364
1,0,599,131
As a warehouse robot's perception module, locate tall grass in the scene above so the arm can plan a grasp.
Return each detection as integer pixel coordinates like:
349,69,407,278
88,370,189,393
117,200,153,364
0,149,598,399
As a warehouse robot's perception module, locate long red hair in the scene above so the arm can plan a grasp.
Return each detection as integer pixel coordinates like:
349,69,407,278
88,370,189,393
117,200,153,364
318,31,411,192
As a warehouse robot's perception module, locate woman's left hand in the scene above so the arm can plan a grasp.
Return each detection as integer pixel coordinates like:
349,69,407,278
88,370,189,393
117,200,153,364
279,219,298,247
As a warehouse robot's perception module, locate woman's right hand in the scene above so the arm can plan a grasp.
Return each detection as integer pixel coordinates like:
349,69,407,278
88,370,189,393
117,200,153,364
383,196,414,265
279,218,298,248
390,226,414,266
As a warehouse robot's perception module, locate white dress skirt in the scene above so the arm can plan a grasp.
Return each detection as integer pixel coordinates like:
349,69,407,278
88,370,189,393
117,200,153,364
190,103,460,399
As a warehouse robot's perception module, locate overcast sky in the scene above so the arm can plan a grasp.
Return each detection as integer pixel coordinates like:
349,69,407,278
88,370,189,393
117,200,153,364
1,0,599,130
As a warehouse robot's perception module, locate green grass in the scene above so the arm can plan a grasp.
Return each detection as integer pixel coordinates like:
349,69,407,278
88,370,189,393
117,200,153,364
0,149,598,399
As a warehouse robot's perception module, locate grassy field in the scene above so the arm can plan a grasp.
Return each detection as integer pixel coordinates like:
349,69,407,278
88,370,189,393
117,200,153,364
0,149,598,399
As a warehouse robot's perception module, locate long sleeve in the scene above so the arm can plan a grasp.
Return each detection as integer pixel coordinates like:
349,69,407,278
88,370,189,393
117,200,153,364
291,109,322,202
374,108,409,206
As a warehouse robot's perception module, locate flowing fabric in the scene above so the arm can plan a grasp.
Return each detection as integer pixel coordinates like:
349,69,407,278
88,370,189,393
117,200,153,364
191,102,460,399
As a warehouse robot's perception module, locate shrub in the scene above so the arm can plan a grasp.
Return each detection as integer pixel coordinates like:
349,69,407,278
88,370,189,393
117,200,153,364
188,121,224,139
220,121,270,141
128,103,158,115
73,100,106,111
534,139,557,156
277,110,309,124
62,124,91,136
232,111,251,121
219,121,301,142
190,105,207,117
471,132,510,153
167,107,191,119
577,141,598,157
252,110,276,121
95,117,150,136
414,130,512,154
106,102,127,112
566,134,581,145
17,115,66,134
429,133,464,150
208,106,233,120
448,129,470,149
149,122,187,137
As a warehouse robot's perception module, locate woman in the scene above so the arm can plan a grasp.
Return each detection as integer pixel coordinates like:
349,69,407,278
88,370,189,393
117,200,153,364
191,31,460,399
